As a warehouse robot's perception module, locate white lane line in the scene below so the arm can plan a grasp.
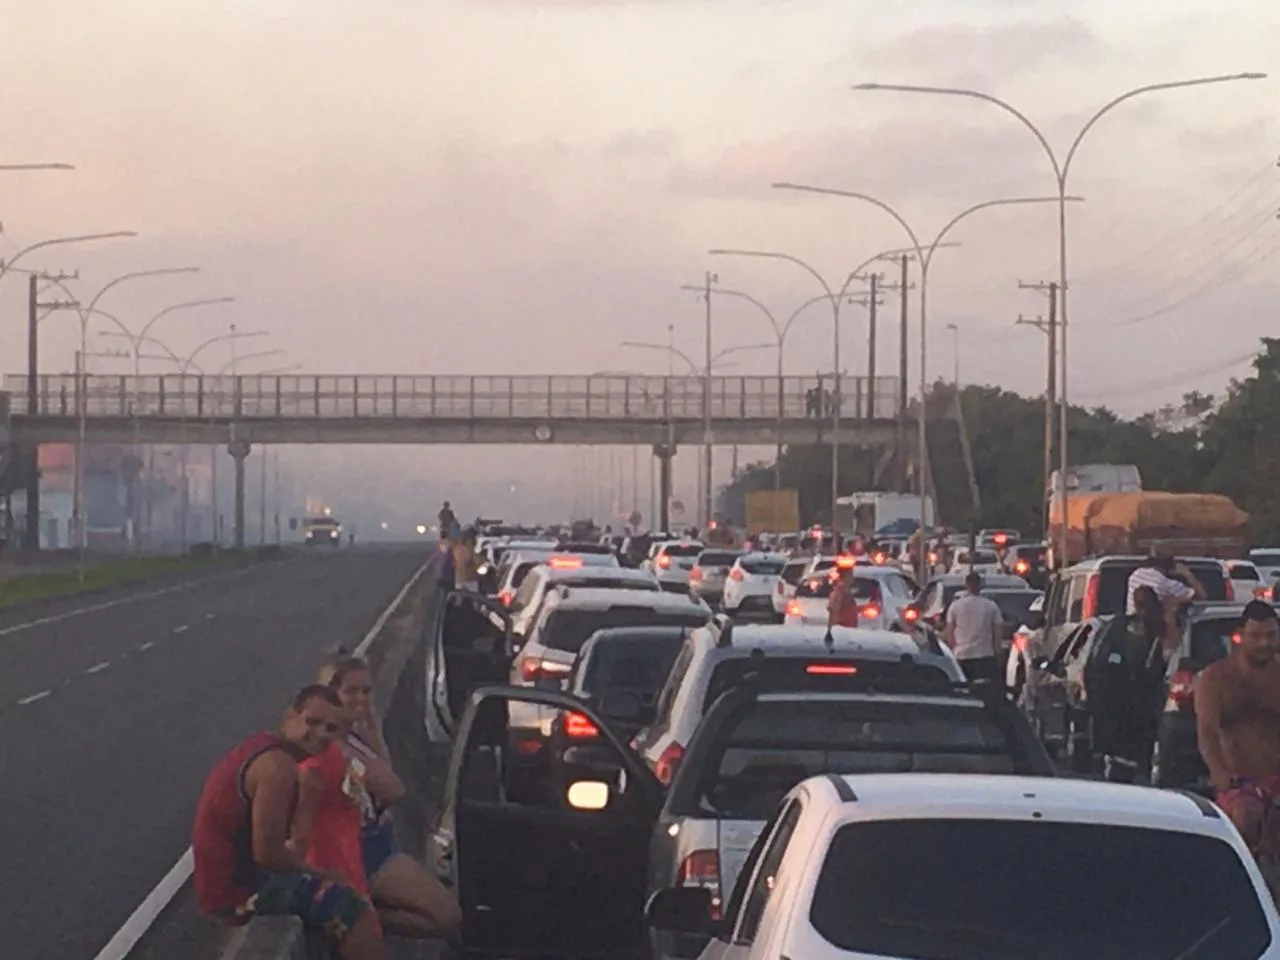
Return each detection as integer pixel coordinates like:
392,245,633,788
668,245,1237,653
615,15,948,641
86,661,111,675
91,556,433,960
173,624,190,634
0,566,255,639
138,641,155,652
204,613,216,621
18,689,52,705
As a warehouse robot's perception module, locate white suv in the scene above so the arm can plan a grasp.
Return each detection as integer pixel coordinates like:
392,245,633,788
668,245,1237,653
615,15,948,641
647,774,1280,960
720,552,789,619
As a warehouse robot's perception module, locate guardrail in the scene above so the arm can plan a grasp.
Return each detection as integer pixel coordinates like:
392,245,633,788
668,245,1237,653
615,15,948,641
4,374,903,421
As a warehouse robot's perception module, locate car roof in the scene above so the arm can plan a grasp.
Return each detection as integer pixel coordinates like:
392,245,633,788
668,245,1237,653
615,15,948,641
697,623,960,671
1066,555,1228,572
735,551,788,562
982,586,1041,595
546,586,708,612
817,773,1224,829
582,625,691,645
930,573,1028,587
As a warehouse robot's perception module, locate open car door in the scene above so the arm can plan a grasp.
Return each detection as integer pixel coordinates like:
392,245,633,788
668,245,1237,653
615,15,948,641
429,590,514,740
434,685,664,959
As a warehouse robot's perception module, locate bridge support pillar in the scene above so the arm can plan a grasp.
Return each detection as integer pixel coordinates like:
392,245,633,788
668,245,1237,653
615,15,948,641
653,441,675,531
228,439,251,549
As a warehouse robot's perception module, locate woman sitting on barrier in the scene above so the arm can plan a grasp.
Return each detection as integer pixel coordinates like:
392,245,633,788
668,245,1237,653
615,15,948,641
298,651,462,941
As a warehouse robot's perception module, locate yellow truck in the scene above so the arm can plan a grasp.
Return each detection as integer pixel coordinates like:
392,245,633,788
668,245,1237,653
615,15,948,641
1053,491,1249,565
744,489,800,537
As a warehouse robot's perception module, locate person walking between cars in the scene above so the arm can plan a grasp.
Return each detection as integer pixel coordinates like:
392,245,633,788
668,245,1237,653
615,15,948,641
453,527,481,591
1125,551,1205,615
191,685,384,960
945,572,1003,682
828,559,860,629
1196,601,1280,876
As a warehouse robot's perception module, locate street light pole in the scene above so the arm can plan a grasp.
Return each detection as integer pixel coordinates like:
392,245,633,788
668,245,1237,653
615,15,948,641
852,71,1266,564
772,184,1079,584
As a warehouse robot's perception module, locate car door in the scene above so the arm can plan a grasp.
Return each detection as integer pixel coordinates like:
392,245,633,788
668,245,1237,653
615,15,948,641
1082,616,1157,761
434,686,665,959
430,590,514,738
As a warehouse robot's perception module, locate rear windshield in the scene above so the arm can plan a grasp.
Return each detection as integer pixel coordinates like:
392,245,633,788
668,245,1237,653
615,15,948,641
662,544,704,558
693,699,1025,819
985,591,1041,623
781,562,808,585
958,551,998,565
579,634,684,696
1252,552,1280,567
1015,545,1047,562
740,557,785,576
512,561,543,589
795,577,882,602
556,542,614,554
1231,563,1262,582
541,607,708,654
1097,562,1229,613
697,551,741,567
705,657,952,707
810,820,1270,960
1189,617,1237,665
554,576,659,593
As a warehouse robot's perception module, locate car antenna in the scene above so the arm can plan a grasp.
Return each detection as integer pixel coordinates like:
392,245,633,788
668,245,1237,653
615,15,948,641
823,624,836,650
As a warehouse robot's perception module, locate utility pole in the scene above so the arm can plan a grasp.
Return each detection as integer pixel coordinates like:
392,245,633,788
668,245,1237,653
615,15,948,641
847,276,886,489
1017,280,1059,533
881,257,917,493
25,272,78,550
701,271,717,528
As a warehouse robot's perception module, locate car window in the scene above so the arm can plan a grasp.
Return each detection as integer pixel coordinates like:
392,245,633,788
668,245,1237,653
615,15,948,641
511,561,543,591
985,591,1041,624
651,639,696,727
662,544,704,558
740,557,786,576
1189,617,1237,665
695,699,1024,819
578,634,685,696
540,607,709,654
1067,574,1089,621
1095,564,1138,614
512,570,543,611
809,819,1271,959
1230,563,1261,582
720,800,790,937
698,551,741,568
880,574,913,598
781,562,808,585
1057,622,1094,662
1252,552,1280,567
735,798,803,944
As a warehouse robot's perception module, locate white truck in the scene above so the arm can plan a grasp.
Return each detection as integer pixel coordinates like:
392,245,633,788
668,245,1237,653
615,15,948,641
835,492,936,538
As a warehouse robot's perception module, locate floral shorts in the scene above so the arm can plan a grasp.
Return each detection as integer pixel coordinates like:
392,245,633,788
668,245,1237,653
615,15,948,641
232,872,369,943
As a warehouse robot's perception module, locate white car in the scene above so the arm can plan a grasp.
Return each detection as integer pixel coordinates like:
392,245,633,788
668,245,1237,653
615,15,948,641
1227,558,1269,601
647,773,1280,960
646,540,704,582
783,567,917,631
720,552,789,619
771,558,811,619
947,547,1002,576
1250,548,1280,584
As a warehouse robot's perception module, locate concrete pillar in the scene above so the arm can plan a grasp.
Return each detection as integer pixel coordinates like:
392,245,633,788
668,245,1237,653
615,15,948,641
228,439,251,549
653,442,675,531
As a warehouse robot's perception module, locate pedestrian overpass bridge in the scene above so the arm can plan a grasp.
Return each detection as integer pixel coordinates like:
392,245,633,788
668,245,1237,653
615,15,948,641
4,373,906,447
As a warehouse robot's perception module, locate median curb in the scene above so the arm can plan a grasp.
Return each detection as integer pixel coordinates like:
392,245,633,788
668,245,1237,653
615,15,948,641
230,562,438,960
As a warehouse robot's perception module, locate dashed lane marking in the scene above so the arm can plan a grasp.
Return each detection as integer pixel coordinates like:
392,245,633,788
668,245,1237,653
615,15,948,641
17,690,51,705
138,641,155,651
86,661,111,675
173,625,190,634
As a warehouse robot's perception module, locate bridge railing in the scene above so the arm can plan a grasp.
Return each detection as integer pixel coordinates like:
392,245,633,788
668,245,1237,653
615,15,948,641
4,374,903,420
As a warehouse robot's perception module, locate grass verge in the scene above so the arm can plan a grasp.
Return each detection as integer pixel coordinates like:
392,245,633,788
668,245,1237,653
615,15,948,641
0,550,254,609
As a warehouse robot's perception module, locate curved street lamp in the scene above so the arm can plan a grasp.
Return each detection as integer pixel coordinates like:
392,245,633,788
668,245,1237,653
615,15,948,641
771,184,1081,582
852,71,1266,562
0,230,137,288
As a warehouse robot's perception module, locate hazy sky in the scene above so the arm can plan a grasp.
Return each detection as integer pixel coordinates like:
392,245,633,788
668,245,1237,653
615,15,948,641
1,0,1276,519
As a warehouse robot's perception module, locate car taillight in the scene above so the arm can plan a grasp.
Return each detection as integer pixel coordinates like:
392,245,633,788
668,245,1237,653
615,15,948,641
1168,669,1196,707
806,662,857,675
500,590,513,606
657,555,671,568
1255,586,1271,600
1013,629,1030,652
677,850,722,919
928,551,938,564
729,568,744,581
564,711,599,738
785,599,802,617
775,580,785,595
655,742,684,785
1224,579,1236,601
689,567,703,582
520,658,571,682
1082,574,1099,619
901,606,920,624
860,604,880,619
1014,559,1030,575
872,552,886,565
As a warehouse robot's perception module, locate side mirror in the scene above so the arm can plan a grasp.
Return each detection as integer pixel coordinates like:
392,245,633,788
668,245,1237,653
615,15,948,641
598,689,643,723
645,887,718,936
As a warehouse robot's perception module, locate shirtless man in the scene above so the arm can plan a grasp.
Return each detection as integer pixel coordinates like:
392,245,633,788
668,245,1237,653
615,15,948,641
1196,600,1280,854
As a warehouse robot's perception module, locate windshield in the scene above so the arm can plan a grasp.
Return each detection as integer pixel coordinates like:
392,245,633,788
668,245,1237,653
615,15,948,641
810,819,1270,960
1190,617,1238,665
958,551,998,565
1252,552,1280,567
1230,563,1261,582
694,699,1024,819
794,577,881,602
985,592,1041,623
697,551,741,568
662,544,704,558
781,562,809,585
578,633,684,696
541,607,708,654
740,557,785,576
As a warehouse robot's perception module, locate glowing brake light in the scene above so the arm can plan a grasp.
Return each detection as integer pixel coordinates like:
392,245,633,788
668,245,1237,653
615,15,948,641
994,533,1009,547
499,590,514,606
806,663,857,675
1014,559,1030,575
677,850,722,920
655,742,684,785
657,555,672,569
1168,669,1196,706
835,554,855,569
872,552,886,565
859,604,881,620
928,551,939,564
1082,574,1100,619
549,555,583,569
785,599,803,618
728,568,744,581
520,658,572,682
564,711,599,738
688,567,703,582
901,605,920,623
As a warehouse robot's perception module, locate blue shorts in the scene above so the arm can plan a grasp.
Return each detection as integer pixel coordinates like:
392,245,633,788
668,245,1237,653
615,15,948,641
363,820,397,880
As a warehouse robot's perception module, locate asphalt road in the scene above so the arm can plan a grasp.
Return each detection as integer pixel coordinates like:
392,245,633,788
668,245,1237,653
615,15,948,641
0,545,430,960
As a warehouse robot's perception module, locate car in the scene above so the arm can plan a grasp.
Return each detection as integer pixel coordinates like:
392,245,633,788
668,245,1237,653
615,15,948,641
782,567,917,631
507,562,661,640
909,571,1031,633
1004,541,1049,590
646,683,1055,959
556,540,619,557
946,547,1003,576
630,620,964,786
1250,547,1280,583
645,773,1280,960
490,544,557,599
647,541,706,584
687,549,745,608
719,552,790,620
303,515,341,546
1227,558,1268,601
1003,592,1046,694
493,550,617,607
770,558,811,620
980,586,1044,657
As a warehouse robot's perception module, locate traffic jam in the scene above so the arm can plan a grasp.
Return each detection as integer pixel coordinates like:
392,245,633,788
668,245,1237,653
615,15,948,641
420,491,1280,960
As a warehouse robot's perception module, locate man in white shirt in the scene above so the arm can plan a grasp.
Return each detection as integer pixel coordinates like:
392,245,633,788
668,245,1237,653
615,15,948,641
1125,553,1205,615
945,572,1005,682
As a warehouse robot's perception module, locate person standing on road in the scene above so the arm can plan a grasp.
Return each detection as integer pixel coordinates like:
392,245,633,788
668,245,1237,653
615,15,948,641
453,527,480,590
1125,552,1205,615
314,653,462,940
191,685,384,960
944,573,1004,682
438,501,456,539
828,559,860,629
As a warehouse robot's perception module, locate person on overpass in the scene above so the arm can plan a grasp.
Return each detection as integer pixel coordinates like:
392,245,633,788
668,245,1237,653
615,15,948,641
438,501,456,539
307,652,461,940
191,685,384,960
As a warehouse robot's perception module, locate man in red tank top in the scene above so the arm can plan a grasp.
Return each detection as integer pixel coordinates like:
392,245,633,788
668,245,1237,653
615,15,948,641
192,685,384,959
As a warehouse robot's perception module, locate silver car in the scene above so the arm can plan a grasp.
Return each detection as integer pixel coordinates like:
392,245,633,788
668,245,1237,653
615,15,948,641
686,548,744,608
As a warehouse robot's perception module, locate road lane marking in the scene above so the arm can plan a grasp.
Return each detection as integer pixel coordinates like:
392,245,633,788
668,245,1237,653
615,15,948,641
173,624,190,634
18,690,51,705
0,566,255,638
138,641,155,651
92,556,433,960
86,661,111,675
204,613,216,620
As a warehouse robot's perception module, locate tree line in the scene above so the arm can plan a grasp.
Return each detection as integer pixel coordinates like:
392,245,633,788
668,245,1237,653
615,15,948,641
719,338,1280,544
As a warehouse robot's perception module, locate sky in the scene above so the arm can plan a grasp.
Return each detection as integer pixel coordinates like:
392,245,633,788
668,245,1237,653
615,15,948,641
0,0,1277,523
